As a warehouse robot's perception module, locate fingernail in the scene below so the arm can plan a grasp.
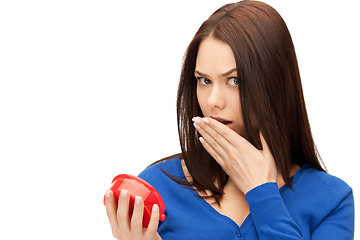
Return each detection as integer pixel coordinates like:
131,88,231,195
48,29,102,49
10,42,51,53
199,137,205,144
120,189,127,198
105,190,111,198
192,117,201,124
193,122,200,130
135,196,141,205
152,204,159,213
203,118,210,124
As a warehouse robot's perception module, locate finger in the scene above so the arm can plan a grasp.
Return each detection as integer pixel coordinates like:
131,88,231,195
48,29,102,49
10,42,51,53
203,117,245,147
199,137,225,167
156,232,163,240
117,190,130,231
131,196,144,237
259,131,268,150
259,131,273,160
104,190,120,236
193,117,229,159
145,204,160,238
206,117,257,151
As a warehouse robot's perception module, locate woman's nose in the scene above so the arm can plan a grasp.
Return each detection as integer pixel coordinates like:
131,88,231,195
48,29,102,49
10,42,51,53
207,85,226,110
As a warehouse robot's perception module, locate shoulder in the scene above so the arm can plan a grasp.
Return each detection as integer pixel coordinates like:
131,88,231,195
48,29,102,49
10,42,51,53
138,157,181,177
287,163,354,225
298,164,352,202
137,157,188,209
287,164,355,235
137,157,183,188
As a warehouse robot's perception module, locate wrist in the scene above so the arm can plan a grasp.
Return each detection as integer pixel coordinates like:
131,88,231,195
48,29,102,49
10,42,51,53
244,180,277,195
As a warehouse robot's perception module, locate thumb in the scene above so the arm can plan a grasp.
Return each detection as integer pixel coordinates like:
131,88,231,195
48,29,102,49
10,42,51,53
156,233,162,240
259,132,273,160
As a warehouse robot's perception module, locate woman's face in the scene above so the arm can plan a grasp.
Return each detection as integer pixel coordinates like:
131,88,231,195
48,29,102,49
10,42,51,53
195,37,246,137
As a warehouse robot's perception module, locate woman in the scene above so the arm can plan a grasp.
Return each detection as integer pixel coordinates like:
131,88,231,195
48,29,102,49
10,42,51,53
105,1,354,239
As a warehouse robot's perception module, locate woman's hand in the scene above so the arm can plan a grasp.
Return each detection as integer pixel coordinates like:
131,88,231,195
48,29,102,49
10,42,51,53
192,117,277,194
104,189,162,240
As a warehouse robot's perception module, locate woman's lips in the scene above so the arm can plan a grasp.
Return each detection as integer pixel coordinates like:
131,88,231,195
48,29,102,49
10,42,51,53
210,116,233,125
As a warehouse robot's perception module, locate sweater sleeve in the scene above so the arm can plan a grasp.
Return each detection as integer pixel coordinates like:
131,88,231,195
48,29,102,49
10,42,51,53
311,191,354,239
245,182,303,239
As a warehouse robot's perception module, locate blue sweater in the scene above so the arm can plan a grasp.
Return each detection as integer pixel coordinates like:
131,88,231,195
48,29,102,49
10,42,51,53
138,158,354,239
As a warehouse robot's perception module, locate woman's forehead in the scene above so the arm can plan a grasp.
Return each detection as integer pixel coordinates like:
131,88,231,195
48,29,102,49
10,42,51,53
195,37,236,76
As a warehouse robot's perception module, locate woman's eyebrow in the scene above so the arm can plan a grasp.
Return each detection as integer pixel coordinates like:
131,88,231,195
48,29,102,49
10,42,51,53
194,68,237,77
194,70,208,77
221,68,237,77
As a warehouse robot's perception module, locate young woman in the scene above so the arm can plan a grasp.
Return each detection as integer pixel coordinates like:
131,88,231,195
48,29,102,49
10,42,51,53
105,1,354,239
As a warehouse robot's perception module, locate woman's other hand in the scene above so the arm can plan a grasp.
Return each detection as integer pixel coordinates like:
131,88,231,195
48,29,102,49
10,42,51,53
192,117,277,194
104,189,162,240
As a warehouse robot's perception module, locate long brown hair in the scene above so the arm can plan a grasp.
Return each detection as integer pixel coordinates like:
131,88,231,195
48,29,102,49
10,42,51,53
157,0,325,204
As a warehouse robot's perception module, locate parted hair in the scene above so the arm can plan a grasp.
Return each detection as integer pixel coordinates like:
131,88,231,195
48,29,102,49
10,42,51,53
156,0,325,204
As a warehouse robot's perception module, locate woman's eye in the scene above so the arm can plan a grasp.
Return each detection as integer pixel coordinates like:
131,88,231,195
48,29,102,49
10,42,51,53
228,77,239,86
197,77,211,85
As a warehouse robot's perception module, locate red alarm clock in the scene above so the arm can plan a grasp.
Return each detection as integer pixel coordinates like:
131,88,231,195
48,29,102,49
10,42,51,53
105,174,166,228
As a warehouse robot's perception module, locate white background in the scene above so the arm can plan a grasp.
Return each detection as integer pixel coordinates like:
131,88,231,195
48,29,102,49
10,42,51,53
0,0,358,239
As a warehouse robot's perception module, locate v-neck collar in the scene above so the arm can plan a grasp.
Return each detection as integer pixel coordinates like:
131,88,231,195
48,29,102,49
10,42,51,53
171,158,310,232
173,158,251,231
